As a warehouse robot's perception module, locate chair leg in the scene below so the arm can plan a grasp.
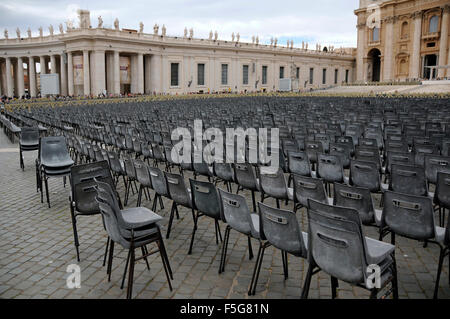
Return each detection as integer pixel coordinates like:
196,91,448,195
44,176,50,208
369,288,378,299
102,236,110,267
251,190,256,212
120,249,131,289
70,206,81,262
219,226,231,274
301,263,314,299
391,253,399,299
126,247,135,299
250,243,266,296
107,240,115,282
166,202,176,239
215,219,222,243
137,184,143,207
433,247,447,299
247,236,254,260
158,235,173,279
158,195,164,209
331,276,338,299
282,250,288,280
157,240,173,291
188,210,198,255
248,242,263,296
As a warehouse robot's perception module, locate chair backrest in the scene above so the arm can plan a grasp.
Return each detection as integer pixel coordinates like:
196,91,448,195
381,191,436,240
350,159,381,192
148,166,169,196
317,153,343,183
213,162,234,182
307,199,367,284
386,151,415,174
165,172,191,208
20,127,39,145
390,164,427,196
354,147,381,171
134,159,152,187
123,155,137,179
287,151,311,176
233,163,258,191
259,166,289,200
258,202,307,257
70,160,114,214
189,179,221,219
292,174,328,207
333,183,375,225
39,136,73,167
413,143,438,167
218,189,253,235
329,143,351,168
424,155,450,185
435,172,450,212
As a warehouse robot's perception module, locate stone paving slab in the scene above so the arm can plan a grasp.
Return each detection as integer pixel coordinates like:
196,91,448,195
0,129,449,299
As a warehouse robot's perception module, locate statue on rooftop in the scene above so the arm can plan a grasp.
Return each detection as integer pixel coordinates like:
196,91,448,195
39,26,43,37
231,32,235,42
252,35,255,43
139,22,144,33
189,28,193,39
65,20,73,31
27,27,32,38
209,30,213,40
214,30,218,41
255,36,259,45
270,37,273,46
236,32,240,42
98,16,103,28
114,18,119,30
162,24,166,36
154,24,159,35
16,27,21,39
274,38,277,47
49,25,54,36
184,27,188,38
59,23,64,34
4,29,8,39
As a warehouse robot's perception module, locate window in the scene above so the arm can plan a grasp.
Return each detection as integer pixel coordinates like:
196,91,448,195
279,66,284,79
243,65,249,85
372,27,380,42
334,69,338,84
309,68,314,84
262,66,268,85
197,63,205,86
296,67,300,79
170,63,179,86
401,21,409,39
221,64,228,85
322,68,327,85
345,70,349,83
429,15,438,33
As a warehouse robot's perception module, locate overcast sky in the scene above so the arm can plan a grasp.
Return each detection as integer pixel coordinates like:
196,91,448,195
0,0,359,47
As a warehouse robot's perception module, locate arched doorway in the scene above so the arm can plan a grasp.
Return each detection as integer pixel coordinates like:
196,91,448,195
368,48,381,82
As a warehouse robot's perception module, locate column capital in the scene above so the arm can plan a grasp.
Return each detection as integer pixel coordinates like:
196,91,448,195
443,5,450,14
384,16,397,24
356,22,366,30
412,11,423,20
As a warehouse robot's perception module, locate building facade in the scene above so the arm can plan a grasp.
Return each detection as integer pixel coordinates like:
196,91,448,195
0,10,355,98
355,0,450,82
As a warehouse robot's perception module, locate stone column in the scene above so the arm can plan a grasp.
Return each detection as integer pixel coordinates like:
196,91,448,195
29,57,36,97
83,50,90,96
113,51,120,95
60,53,67,95
383,16,395,81
67,52,74,96
410,11,423,79
40,56,47,74
438,5,450,78
50,55,56,74
356,23,366,82
144,55,151,94
137,53,144,94
150,54,161,93
92,50,106,95
17,57,25,97
5,57,14,97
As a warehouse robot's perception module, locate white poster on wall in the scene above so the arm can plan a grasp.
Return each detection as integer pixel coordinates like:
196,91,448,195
120,56,131,84
73,55,83,85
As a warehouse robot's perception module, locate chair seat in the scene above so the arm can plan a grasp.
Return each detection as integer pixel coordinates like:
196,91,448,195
287,188,294,201
343,175,350,184
41,158,74,168
250,213,260,239
435,226,446,243
120,207,162,229
365,236,395,265
43,166,72,176
311,171,317,178
381,183,389,191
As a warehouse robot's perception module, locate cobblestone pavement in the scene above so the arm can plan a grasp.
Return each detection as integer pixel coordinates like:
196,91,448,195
0,129,449,299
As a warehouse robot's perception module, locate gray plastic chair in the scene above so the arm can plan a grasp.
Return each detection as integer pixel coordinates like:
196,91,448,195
249,202,308,296
424,155,450,186
19,127,39,170
148,166,168,212
302,199,398,299
378,191,447,299
259,166,293,208
389,164,428,197
292,174,331,212
188,179,222,254
217,189,258,274
233,162,260,211
350,159,386,193
434,172,450,227
134,159,152,207
164,171,192,239
95,179,172,299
